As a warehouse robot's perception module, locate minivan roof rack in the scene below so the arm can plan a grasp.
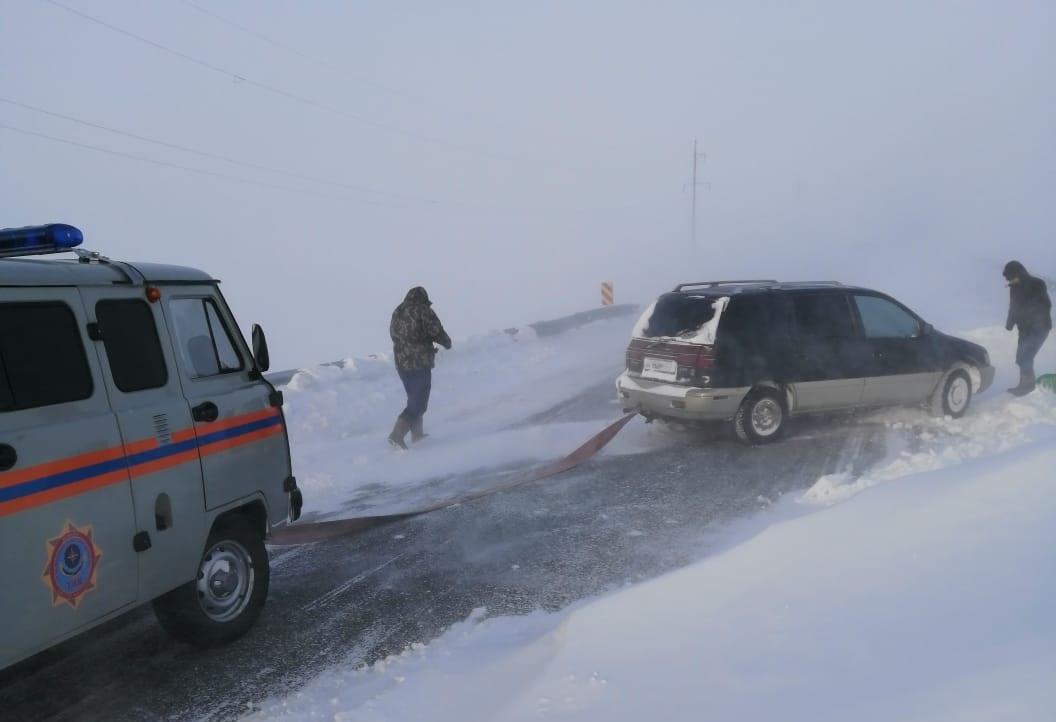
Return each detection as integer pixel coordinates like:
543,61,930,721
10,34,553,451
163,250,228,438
673,280,777,291
776,281,845,288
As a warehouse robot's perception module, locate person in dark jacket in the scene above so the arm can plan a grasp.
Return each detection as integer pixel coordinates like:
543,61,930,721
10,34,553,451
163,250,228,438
388,286,452,449
1003,260,1052,396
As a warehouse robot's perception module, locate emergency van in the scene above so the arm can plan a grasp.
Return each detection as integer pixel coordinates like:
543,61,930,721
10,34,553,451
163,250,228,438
0,223,303,671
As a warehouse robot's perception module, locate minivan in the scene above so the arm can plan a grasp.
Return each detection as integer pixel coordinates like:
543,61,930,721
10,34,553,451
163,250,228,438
616,280,994,443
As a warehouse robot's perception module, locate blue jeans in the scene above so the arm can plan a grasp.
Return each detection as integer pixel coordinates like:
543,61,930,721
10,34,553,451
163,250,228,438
1016,329,1050,377
397,368,432,418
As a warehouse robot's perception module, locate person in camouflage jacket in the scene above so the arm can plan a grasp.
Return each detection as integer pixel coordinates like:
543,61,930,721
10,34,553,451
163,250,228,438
388,286,452,449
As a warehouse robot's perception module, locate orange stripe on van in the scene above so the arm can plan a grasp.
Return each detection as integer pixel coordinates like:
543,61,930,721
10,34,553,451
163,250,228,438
1,407,285,517
171,427,198,443
122,437,159,456
194,407,280,432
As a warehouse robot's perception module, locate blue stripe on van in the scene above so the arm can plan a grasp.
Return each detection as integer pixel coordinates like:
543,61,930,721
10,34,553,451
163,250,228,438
195,414,283,448
0,456,129,503
123,437,200,469
0,412,283,506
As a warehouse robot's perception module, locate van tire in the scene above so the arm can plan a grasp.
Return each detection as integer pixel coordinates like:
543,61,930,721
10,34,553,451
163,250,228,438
933,369,972,418
153,516,269,648
734,388,786,444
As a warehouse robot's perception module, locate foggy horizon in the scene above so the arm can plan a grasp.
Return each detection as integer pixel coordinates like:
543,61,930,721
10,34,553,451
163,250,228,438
3,1,1052,369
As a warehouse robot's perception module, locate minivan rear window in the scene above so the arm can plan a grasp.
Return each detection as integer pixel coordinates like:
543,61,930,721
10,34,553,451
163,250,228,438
636,293,728,340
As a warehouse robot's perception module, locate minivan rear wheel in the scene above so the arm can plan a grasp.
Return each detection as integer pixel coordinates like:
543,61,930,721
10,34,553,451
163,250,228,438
734,388,786,444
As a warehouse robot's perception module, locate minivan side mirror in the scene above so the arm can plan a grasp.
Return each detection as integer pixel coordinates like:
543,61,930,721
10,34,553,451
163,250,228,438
918,321,933,337
251,324,271,372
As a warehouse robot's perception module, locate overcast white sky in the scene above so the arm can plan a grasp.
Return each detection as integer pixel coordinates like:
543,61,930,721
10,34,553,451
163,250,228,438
3,1,1054,369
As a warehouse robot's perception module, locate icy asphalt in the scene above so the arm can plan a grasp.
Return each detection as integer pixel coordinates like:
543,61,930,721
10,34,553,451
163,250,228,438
0,372,890,722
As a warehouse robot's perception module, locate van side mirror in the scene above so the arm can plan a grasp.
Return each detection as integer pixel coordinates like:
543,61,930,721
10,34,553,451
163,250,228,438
251,324,271,372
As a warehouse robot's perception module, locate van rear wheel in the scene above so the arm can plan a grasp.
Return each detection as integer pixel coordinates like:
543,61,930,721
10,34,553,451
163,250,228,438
153,516,269,648
734,388,786,444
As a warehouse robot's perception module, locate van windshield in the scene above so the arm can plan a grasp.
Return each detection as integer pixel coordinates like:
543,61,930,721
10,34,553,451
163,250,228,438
635,293,729,342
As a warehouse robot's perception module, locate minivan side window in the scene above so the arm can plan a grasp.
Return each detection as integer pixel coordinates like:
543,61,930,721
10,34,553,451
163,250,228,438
853,295,921,339
0,302,93,411
792,293,856,339
169,298,244,378
96,299,169,392
718,295,772,349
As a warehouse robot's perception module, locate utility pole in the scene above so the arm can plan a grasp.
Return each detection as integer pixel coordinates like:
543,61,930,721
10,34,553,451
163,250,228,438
690,140,707,259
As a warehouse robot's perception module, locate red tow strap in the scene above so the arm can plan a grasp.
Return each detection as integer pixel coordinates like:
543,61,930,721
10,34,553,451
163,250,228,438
267,413,638,546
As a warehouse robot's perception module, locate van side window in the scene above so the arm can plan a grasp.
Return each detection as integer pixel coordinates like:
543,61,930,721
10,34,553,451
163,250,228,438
792,293,856,339
853,294,921,339
96,299,169,392
169,298,244,378
0,302,93,411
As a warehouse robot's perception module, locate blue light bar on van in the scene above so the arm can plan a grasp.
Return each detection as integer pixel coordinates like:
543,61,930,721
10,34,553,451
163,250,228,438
0,223,84,258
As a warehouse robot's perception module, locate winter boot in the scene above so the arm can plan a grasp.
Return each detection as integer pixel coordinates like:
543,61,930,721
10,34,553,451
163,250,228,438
410,416,428,443
1007,372,1036,397
388,414,412,450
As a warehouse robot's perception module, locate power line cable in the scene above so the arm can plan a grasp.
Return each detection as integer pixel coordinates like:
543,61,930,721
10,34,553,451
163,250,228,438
3,119,647,221
43,0,506,160
177,0,395,94
0,96,438,205
0,121,397,203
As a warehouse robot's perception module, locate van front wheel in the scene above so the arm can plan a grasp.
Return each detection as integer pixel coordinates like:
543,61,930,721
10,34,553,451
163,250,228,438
734,388,786,444
153,516,269,648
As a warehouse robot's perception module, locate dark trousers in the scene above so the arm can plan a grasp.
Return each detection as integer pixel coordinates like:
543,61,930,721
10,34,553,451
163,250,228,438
1016,329,1050,376
397,368,432,419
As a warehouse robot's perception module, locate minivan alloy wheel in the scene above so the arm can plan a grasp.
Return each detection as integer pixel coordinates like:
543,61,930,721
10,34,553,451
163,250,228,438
750,397,783,436
940,369,972,418
735,388,787,444
946,377,969,413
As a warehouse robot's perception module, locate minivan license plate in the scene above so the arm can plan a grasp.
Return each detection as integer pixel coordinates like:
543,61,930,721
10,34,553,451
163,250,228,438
642,356,677,381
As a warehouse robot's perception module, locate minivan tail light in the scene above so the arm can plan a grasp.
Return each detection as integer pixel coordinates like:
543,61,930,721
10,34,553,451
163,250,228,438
694,346,715,369
693,345,715,386
625,346,644,373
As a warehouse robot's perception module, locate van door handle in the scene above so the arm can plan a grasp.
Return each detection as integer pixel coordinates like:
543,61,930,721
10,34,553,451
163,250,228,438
0,444,16,471
192,402,219,423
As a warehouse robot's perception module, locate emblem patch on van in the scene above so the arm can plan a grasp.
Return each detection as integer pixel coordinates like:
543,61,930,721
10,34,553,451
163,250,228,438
41,521,103,609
